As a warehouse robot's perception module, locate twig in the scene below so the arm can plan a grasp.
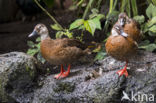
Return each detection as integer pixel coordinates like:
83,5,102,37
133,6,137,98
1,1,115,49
34,0,64,30
82,0,94,19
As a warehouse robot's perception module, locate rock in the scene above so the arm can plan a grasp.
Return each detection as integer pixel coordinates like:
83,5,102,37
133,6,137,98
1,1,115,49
32,51,156,103
0,52,37,103
0,51,156,103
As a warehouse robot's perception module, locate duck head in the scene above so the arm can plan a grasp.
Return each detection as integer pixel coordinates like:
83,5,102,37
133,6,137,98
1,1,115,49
112,24,128,37
118,13,128,27
29,24,49,41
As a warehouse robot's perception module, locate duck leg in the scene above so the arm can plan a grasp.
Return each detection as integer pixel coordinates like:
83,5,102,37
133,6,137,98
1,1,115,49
60,64,71,78
54,64,65,79
116,61,128,77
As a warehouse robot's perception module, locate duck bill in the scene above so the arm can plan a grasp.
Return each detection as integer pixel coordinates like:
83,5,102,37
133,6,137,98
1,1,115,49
28,30,38,37
121,31,128,37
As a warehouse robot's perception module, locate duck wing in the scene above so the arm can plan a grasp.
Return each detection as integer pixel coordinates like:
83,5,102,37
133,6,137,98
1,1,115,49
56,38,87,50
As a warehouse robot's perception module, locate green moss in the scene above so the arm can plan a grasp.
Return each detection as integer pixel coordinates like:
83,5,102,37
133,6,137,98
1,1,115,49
25,64,35,78
0,75,8,102
53,82,75,93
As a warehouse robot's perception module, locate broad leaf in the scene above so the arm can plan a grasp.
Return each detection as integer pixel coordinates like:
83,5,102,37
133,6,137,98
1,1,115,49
96,14,105,20
149,25,156,33
36,37,41,42
92,18,102,30
146,3,156,19
84,20,96,35
27,41,35,48
139,43,156,52
139,40,150,46
91,8,99,14
27,48,39,56
37,52,46,64
94,51,107,61
51,24,62,31
147,16,156,27
56,31,64,38
69,19,84,30
65,31,73,38
35,43,41,49
133,15,145,24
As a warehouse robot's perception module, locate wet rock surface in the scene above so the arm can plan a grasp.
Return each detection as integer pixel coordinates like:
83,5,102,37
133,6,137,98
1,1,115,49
0,51,156,103
0,52,37,103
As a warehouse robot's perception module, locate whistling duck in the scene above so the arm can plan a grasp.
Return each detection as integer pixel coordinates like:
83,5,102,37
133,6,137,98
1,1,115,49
105,24,138,77
116,12,142,42
29,24,90,79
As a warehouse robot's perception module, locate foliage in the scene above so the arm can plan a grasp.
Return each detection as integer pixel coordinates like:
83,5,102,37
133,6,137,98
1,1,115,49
27,37,45,64
28,0,156,62
94,44,107,61
133,3,156,52
69,9,104,35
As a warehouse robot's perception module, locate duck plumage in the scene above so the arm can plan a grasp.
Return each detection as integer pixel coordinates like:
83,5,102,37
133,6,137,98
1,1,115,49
116,12,142,43
105,22,138,77
40,37,88,65
29,24,90,79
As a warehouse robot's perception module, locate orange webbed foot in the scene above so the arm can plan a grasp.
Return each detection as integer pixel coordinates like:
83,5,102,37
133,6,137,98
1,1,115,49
116,62,128,77
54,64,65,79
60,64,71,78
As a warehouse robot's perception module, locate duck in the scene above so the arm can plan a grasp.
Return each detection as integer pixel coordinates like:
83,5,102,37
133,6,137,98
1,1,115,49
105,24,138,77
115,12,142,43
28,24,90,79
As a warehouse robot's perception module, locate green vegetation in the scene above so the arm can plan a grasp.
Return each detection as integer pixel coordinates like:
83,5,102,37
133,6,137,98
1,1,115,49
27,0,156,62
27,37,45,64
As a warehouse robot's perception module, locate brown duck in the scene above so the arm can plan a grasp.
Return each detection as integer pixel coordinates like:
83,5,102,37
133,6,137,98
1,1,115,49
29,24,90,79
105,24,138,77
116,12,142,42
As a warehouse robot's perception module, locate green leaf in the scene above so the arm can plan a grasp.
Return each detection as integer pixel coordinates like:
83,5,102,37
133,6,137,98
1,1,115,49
64,30,73,38
91,8,99,14
139,43,156,52
55,31,64,38
35,43,41,49
92,17,102,30
146,3,156,19
51,24,62,31
78,25,85,30
149,25,156,33
94,51,107,61
96,14,105,20
139,40,150,46
69,19,84,30
36,37,41,42
27,41,35,48
37,52,46,64
147,16,156,27
84,20,96,35
89,13,98,19
27,48,39,56
133,15,145,24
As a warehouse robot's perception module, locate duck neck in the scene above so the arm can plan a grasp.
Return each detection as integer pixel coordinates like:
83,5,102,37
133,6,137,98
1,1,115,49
41,34,50,41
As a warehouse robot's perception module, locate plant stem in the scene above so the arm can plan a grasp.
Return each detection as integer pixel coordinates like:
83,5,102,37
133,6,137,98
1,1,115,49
108,0,113,14
34,0,64,30
97,0,103,10
82,0,94,19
